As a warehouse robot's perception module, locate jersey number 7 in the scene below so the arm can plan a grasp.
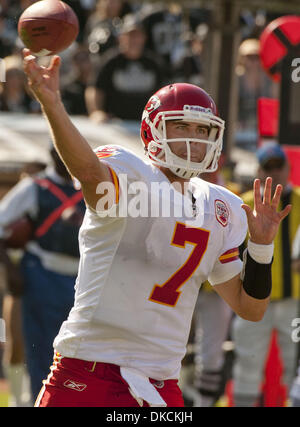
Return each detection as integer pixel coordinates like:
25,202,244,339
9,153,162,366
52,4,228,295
149,222,210,307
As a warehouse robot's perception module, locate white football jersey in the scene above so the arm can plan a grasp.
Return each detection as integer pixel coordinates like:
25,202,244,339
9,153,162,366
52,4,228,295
54,145,247,380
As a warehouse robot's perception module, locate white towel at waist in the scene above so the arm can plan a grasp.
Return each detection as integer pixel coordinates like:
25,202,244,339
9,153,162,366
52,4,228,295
120,367,167,407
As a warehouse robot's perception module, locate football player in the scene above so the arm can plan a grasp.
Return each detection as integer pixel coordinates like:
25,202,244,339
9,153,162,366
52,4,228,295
23,49,291,407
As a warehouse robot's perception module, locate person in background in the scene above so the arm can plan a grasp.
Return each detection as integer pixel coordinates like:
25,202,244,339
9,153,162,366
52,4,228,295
0,55,39,113
61,45,94,116
0,9,17,58
1,161,46,407
0,145,85,403
235,38,278,149
139,2,209,80
171,25,207,88
232,143,300,407
85,13,166,123
84,0,133,56
64,0,96,43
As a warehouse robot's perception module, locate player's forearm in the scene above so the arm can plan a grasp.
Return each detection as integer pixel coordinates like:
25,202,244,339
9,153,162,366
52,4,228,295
237,242,273,321
217,276,270,322
214,244,273,322
238,284,270,321
42,100,101,183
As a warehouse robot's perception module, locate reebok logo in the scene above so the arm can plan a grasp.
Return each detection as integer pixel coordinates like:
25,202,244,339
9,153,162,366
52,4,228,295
153,380,164,389
63,379,87,392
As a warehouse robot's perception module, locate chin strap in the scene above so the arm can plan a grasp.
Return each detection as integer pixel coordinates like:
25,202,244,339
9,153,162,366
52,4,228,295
169,166,199,179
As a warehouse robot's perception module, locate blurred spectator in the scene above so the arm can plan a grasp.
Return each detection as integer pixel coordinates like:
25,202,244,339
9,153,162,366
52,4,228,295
85,13,166,123
0,54,40,113
139,2,186,69
61,45,94,115
0,145,85,403
19,162,47,179
0,9,18,57
172,24,208,88
84,0,133,56
235,38,278,149
139,3,209,80
0,0,8,12
1,161,46,407
232,143,300,407
64,0,96,43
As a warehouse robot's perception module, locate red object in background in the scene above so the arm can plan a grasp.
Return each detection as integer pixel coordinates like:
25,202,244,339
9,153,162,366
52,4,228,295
260,15,300,82
261,330,286,407
282,146,300,187
257,97,300,187
257,98,279,140
226,331,286,407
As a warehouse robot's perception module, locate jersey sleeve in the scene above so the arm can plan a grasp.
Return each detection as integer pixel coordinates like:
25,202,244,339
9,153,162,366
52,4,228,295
92,145,146,217
94,145,142,177
208,190,248,285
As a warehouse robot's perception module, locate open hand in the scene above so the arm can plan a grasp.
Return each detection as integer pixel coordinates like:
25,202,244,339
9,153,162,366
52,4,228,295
242,177,291,244
22,48,61,107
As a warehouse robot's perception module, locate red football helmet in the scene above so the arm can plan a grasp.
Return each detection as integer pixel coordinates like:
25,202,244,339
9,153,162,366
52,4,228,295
140,83,225,179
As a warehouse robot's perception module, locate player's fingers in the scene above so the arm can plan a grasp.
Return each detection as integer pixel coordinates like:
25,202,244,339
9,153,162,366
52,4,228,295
48,55,61,73
253,178,262,210
271,184,283,209
23,53,39,74
241,203,253,219
22,49,39,72
278,204,292,221
23,54,44,86
263,177,272,205
22,48,34,58
25,68,43,87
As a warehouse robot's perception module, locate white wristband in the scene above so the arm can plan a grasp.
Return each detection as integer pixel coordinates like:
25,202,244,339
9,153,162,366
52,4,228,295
247,240,274,264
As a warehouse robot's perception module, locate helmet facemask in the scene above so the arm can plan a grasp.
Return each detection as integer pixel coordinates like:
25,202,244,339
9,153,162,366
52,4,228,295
145,109,225,179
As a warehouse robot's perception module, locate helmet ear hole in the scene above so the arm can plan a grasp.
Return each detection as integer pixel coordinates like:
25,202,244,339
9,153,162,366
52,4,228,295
143,130,147,139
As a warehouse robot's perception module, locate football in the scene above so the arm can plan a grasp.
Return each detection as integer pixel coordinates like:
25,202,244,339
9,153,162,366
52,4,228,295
18,0,79,56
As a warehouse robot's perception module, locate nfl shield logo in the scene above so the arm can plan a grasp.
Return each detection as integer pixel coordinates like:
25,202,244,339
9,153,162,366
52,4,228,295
215,199,229,227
